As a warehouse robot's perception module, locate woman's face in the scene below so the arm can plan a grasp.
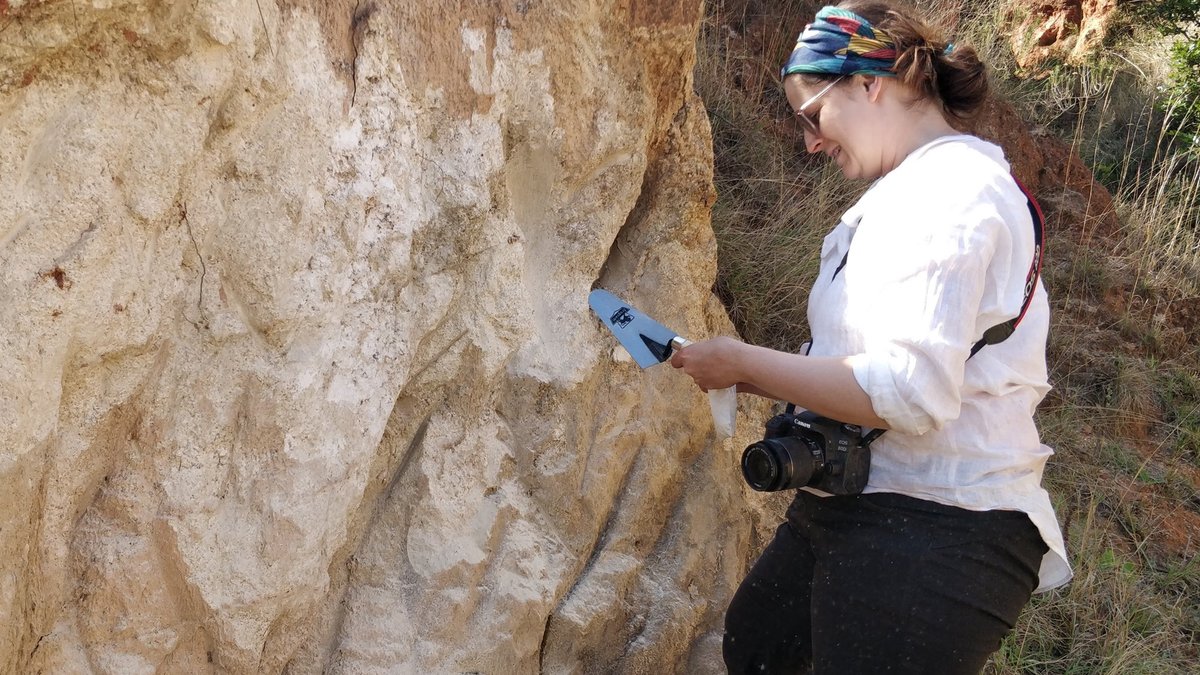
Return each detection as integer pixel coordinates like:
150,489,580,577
784,75,886,180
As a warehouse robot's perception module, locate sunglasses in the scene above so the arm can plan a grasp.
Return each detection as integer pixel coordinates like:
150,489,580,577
794,76,845,135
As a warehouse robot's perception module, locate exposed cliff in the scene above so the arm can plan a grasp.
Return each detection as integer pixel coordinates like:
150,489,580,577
0,1,777,672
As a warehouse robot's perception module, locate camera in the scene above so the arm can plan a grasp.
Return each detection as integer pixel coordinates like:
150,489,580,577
741,410,871,494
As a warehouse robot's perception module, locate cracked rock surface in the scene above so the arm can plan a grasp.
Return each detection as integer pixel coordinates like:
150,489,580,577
0,1,780,672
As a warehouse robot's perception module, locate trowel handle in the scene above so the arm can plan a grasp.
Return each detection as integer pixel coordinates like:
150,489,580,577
671,336,692,350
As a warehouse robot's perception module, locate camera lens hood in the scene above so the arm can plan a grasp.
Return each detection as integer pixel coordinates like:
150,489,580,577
742,442,784,491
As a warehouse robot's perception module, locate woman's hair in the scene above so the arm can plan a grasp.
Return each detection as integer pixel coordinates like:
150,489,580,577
836,0,989,121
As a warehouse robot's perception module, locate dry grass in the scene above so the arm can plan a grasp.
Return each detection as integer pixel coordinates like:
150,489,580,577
695,0,1200,671
694,0,861,352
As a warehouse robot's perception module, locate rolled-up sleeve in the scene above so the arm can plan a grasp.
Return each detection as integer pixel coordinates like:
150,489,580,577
846,196,1007,436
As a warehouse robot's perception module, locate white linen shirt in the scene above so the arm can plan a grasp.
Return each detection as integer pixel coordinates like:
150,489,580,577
805,134,1071,592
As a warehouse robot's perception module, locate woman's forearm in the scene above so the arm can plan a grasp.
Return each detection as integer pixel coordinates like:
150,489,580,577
734,343,889,429
735,382,782,398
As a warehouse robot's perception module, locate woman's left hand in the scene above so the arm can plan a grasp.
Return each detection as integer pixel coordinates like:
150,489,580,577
669,336,746,391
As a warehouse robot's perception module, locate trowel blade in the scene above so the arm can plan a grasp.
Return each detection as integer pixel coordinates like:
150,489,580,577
589,289,683,369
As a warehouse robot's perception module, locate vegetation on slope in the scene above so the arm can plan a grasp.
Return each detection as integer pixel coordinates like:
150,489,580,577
695,1,1200,671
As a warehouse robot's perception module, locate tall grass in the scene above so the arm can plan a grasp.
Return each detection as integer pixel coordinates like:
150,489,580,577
695,0,1200,671
694,0,861,352
990,495,1199,674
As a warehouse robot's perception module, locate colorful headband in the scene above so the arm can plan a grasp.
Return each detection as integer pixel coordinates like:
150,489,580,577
781,6,898,78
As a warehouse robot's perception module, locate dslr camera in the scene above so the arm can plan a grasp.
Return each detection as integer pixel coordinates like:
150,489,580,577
741,409,871,495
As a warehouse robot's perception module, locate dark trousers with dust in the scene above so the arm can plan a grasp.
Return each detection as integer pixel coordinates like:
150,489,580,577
723,490,1047,674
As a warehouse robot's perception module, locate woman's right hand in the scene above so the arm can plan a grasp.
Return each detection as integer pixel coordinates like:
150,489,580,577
669,336,747,392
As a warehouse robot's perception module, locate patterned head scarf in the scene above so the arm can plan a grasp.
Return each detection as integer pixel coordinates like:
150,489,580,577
781,6,898,78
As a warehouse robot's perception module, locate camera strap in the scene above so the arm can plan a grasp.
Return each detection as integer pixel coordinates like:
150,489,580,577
822,176,1045,448
969,177,1045,357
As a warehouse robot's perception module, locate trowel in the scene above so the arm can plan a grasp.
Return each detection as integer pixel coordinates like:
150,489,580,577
589,289,736,439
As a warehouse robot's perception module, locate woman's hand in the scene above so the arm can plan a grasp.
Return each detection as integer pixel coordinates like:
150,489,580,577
669,336,746,392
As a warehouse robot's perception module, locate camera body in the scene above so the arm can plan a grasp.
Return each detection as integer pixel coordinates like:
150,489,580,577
741,410,871,495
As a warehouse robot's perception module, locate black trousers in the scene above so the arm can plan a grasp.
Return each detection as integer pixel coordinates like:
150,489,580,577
723,490,1047,674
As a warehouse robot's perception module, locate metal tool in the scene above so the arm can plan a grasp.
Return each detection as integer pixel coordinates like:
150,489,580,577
588,288,737,438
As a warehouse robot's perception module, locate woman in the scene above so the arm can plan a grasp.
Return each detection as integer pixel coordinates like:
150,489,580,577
671,2,1072,672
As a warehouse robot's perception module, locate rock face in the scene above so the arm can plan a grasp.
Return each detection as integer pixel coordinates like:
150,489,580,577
1010,0,1122,69
0,1,778,672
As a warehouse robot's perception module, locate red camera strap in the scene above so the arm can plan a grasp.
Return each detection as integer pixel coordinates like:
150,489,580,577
968,176,1045,358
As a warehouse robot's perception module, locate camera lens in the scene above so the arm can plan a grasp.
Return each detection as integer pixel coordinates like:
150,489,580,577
741,436,820,492
742,444,780,490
